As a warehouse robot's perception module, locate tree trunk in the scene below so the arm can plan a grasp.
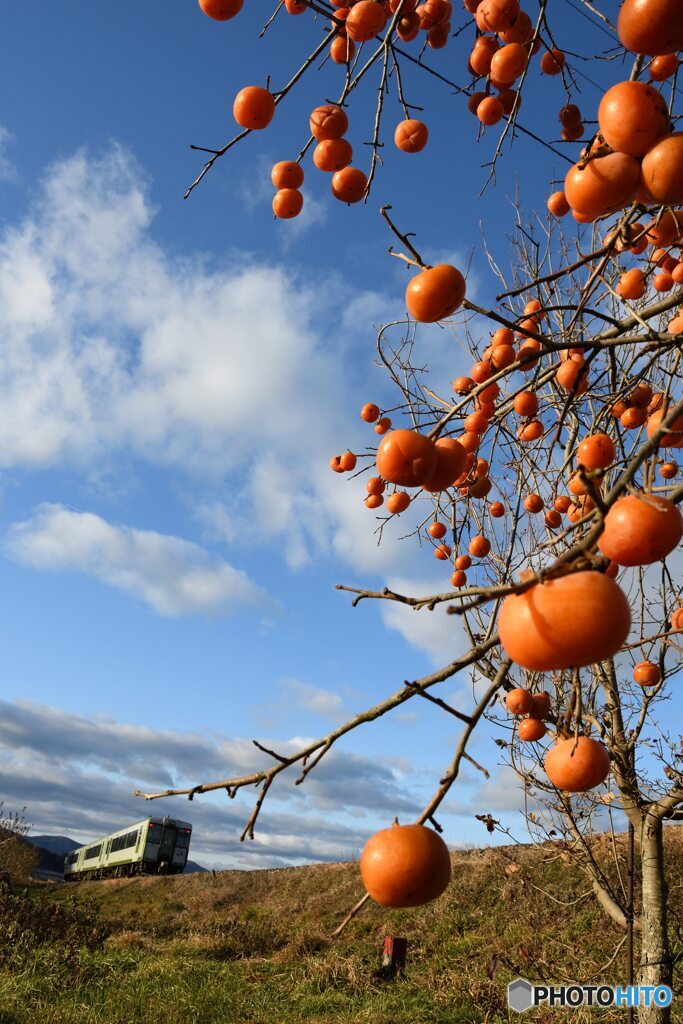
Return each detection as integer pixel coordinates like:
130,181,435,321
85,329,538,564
638,817,672,1024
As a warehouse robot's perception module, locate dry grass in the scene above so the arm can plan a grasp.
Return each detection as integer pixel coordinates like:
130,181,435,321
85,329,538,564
2,832,682,1023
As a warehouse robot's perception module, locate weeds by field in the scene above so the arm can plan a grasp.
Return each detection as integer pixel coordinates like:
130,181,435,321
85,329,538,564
1,835,681,1023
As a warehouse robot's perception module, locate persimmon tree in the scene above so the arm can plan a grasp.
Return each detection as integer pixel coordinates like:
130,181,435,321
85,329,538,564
137,0,683,1019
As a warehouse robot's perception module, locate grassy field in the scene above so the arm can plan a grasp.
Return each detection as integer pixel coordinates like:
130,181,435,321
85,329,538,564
1,834,682,1024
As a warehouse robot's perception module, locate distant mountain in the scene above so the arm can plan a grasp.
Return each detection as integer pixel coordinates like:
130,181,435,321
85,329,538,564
27,835,80,856
185,861,208,874
25,834,207,875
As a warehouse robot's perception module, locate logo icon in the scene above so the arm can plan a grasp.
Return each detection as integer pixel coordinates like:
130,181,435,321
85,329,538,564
508,978,534,1013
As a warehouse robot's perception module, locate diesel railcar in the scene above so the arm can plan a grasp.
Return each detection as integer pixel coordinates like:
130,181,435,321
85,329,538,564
63,816,192,881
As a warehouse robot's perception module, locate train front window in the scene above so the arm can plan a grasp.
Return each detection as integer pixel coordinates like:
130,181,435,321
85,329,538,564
175,832,191,850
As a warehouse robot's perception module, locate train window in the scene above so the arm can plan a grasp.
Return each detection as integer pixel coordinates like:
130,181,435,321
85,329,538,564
175,832,191,850
84,844,102,860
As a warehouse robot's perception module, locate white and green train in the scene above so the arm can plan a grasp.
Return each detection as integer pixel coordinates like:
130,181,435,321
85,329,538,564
63,816,193,881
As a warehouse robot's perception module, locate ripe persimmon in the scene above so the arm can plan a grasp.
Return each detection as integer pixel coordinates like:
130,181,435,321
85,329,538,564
482,0,521,30
519,718,547,742
405,264,466,323
541,49,565,75
518,419,544,442
233,86,275,129
597,81,669,157
451,569,467,587
310,105,349,141
394,119,429,153
468,475,492,498
360,821,451,907
339,451,357,471
464,411,489,435
598,494,682,566
647,407,683,447
489,501,505,518
649,53,679,81
331,167,367,203
330,35,355,62
427,23,450,48
455,554,472,570
617,0,683,56
545,509,562,528
621,406,647,429
633,661,661,686
477,96,504,126
434,543,452,560
498,571,631,670
386,490,411,514
576,433,615,470
641,134,683,205
556,360,589,394
506,688,533,715
616,267,647,300
499,8,532,43
271,161,304,189
469,534,491,557
452,376,475,394
375,416,391,434
272,188,303,219
490,42,528,83
659,461,678,478
423,437,467,491
498,89,519,115
345,0,387,40
365,493,383,509
467,91,488,115
313,138,353,172
514,391,538,417
376,429,438,487
199,0,244,19
361,402,380,423
524,494,544,513
545,736,610,792
548,191,570,218
366,476,385,494
429,521,447,539
564,153,641,219
530,691,551,718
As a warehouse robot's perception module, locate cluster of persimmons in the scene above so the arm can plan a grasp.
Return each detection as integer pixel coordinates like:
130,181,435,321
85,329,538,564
200,0,682,912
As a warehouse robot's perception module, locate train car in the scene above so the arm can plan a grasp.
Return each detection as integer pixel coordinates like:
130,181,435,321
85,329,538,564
63,816,192,881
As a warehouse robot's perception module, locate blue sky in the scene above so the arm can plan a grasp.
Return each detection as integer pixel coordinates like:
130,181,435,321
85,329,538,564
0,2,676,869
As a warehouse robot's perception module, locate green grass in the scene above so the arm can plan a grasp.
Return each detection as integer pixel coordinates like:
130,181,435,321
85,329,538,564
2,834,682,1023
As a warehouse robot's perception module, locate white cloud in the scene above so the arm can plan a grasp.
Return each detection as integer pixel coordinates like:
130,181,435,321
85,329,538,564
5,503,270,617
0,145,410,577
379,575,468,666
280,677,347,720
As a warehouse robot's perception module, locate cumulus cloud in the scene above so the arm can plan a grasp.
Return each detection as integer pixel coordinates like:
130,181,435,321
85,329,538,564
0,144,416,578
280,677,347,720
5,504,271,617
379,575,468,666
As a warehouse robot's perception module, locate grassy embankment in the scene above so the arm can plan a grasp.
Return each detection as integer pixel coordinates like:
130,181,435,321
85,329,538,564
1,833,682,1024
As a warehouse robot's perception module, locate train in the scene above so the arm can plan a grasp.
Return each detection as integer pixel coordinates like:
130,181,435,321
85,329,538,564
63,816,193,881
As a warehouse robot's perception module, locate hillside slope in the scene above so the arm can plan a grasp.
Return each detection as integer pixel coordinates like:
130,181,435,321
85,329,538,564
14,830,677,1024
